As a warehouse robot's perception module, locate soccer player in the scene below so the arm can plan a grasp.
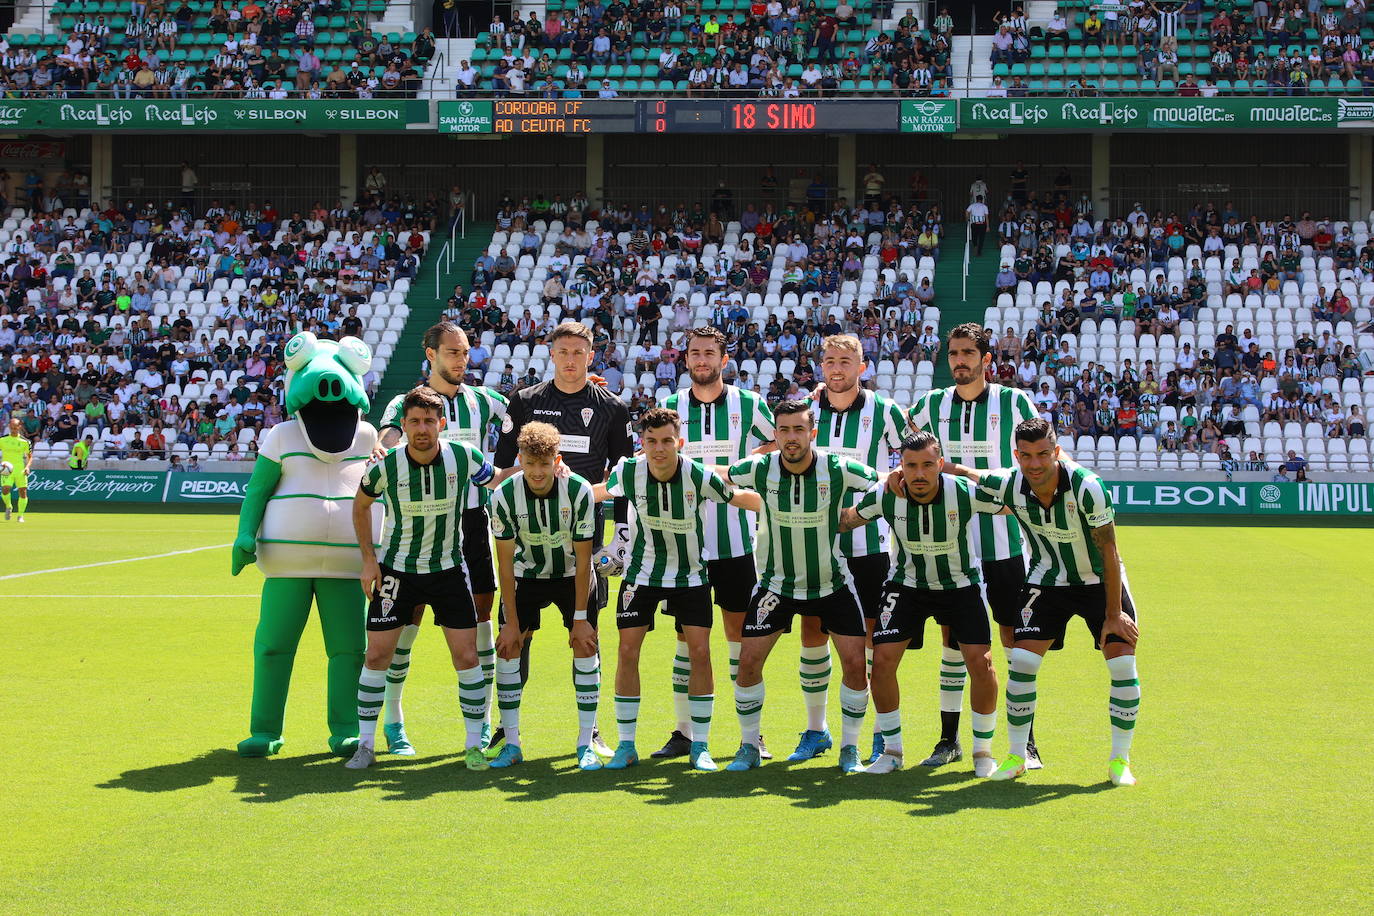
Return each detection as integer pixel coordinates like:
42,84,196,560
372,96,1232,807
906,322,1041,770
808,333,908,765
495,321,635,758
1,418,33,522
376,322,509,756
653,326,775,760
345,387,502,771
839,431,1004,777
956,418,1142,787
722,400,879,774
488,422,602,770
593,407,762,772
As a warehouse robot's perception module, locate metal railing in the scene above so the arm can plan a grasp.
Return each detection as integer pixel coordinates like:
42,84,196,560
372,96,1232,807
961,220,970,303
434,189,470,299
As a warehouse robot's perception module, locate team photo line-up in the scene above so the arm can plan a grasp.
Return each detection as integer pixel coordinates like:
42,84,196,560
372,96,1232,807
232,317,1142,785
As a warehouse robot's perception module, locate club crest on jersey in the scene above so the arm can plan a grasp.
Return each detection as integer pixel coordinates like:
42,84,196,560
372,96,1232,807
447,473,458,489
947,509,959,527
989,414,1000,429
861,415,872,431
581,408,594,427
1066,499,1077,516
730,412,741,428
685,491,696,511
560,506,571,528
817,482,830,504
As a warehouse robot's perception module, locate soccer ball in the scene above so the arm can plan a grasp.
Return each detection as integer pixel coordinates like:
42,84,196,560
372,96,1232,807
0,461,12,478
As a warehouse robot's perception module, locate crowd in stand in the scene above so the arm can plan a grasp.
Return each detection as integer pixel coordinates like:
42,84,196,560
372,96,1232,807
456,3,959,97
979,169,1371,461
0,2,435,98
0,169,445,463
985,0,1374,97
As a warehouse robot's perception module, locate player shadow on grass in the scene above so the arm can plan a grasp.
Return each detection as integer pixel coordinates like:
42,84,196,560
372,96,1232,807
98,748,463,804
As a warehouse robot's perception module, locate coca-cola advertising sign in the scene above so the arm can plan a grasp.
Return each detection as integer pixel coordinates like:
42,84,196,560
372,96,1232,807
0,141,65,162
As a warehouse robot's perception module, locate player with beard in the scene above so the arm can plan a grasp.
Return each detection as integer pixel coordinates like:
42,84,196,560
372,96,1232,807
376,322,509,756
651,327,776,760
800,334,908,766
904,323,1041,770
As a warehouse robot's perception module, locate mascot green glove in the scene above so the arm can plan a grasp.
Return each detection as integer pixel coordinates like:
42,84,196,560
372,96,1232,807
233,332,382,757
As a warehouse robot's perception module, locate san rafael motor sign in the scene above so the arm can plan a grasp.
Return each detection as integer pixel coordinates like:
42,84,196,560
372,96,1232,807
899,99,957,133
437,100,496,133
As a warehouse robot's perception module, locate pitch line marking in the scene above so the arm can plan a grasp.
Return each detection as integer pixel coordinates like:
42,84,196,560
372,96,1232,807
0,543,233,581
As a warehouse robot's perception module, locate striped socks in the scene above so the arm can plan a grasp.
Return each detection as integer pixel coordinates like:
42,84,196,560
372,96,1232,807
839,684,869,748
476,620,496,728
356,667,386,748
939,646,967,712
495,657,522,748
457,665,486,750
727,640,741,684
672,640,691,734
971,710,996,756
1005,647,1043,758
615,694,641,743
383,624,419,726
799,645,831,732
875,708,902,756
688,694,713,744
735,680,764,746
1107,655,1141,760
572,655,600,748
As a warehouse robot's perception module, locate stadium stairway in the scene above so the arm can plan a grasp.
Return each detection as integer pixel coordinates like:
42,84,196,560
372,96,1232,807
929,222,999,386
368,222,492,423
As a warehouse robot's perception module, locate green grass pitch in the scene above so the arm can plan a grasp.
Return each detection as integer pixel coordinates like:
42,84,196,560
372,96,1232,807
2,511,1370,913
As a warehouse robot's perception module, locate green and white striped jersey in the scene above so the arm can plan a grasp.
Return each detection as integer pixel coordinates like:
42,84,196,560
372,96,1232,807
854,474,1004,590
907,383,1038,562
489,471,596,579
812,389,908,558
605,455,735,588
975,460,1116,587
381,384,508,509
359,441,495,574
728,450,879,600
661,385,774,561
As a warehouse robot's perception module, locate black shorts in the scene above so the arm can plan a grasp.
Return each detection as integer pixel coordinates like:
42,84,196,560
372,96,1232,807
368,564,477,631
616,582,713,631
982,556,1028,628
847,553,892,619
742,586,866,638
462,506,497,595
1015,580,1139,650
872,583,991,650
505,576,598,633
706,554,757,614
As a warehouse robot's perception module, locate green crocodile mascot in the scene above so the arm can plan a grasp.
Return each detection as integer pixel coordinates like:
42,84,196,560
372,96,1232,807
232,332,382,757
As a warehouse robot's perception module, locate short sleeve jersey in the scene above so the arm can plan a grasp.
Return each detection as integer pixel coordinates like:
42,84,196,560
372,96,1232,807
661,384,774,560
975,459,1116,587
605,455,735,588
907,383,1038,561
727,450,878,600
380,384,508,509
812,389,908,557
854,474,1004,590
360,441,495,574
490,471,595,579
